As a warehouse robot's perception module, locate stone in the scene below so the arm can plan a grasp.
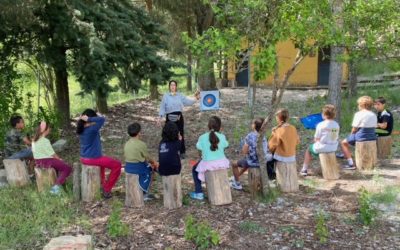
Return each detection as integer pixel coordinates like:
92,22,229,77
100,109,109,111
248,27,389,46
0,169,7,183
43,235,93,250
52,139,68,153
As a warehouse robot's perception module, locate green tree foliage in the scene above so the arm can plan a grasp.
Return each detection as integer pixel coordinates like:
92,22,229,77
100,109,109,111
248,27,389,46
0,0,175,118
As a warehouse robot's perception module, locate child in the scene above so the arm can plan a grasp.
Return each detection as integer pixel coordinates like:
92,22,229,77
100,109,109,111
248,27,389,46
77,109,122,199
341,96,377,169
32,121,72,194
300,105,340,176
4,115,32,160
190,116,230,200
158,122,182,176
124,122,158,201
230,118,273,190
374,97,394,137
268,108,300,163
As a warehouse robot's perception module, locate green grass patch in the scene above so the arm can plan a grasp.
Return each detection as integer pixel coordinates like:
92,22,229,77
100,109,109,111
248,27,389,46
239,221,266,234
107,200,130,238
0,185,84,249
257,186,280,204
371,185,400,205
184,215,220,250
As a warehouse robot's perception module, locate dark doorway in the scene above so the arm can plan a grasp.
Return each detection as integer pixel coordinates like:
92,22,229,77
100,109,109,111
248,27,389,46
235,51,249,87
318,47,331,86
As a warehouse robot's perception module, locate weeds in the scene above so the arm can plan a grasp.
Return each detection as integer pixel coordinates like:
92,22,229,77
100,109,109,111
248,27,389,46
239,221,266,234
184,215,220,249
107,200,130,238
302,179,318,194
257,186,280,204
315,209,329,244
371,186,400,204
358,187,378,226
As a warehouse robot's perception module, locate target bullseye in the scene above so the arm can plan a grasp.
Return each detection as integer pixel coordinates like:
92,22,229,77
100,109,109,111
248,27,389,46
200,91,220,111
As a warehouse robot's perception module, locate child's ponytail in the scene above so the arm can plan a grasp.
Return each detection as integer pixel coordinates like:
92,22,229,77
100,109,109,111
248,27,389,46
208,116,222,151
32,121,49,142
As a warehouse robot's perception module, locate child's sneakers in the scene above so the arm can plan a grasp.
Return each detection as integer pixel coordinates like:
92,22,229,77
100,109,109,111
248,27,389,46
49,185,61,195
300,169,308,176
230,181,243,190
341,164,356,170
189,192,204,200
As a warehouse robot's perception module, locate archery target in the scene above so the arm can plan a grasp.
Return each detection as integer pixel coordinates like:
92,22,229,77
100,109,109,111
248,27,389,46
200,90,220,111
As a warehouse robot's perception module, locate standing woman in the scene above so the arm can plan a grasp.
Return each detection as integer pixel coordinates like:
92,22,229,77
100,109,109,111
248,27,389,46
77,109,122,199
158,80,200,159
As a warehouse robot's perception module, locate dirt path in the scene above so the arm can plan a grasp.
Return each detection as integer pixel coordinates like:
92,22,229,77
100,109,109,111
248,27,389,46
64,88,399,249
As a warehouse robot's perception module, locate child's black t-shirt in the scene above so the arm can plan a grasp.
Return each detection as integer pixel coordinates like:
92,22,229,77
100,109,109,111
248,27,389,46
158,140,182,176
377,109,393,136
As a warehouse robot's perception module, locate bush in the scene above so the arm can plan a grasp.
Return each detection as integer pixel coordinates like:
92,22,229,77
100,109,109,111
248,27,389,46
358,187,378,226
184,215,220,249
107,200,130,238
315,209,329,243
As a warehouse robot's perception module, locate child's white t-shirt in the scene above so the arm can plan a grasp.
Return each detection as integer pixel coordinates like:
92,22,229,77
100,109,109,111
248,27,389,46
313,120,340,153
352,110,377,128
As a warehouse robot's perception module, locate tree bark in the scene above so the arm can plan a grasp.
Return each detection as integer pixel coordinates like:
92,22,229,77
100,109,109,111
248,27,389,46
149,79,159,100
348,58,358,96
54,47,70,124
95,88,108,113
186,19,193,91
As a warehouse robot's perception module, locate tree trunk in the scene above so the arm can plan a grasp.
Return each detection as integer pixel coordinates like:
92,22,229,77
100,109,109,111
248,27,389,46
73,162,81,202
149,79,159,100
186,20,193,91
54,48,70,124
348,58,358,96
197,57,216,90
95,88,108,113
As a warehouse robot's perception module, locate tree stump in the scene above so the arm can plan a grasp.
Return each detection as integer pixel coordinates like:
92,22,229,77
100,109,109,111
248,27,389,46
248,167,262,198
275,161,298,192
319,152,340,180
125,173,144,208
162,174,182,209
73,163,81,202
377,136,392,160
81,165,101,202
205,169,232,205
2,159,30,187
34,167,57,192
355,141,377,170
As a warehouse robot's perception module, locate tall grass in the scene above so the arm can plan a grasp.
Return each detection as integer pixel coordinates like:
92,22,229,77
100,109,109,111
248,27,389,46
0,185,84,249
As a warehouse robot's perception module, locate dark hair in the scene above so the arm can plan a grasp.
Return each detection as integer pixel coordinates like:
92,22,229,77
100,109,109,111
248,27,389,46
32,122,50,142
375,96,386,105
10,115,23,128
253,118,263,132
162,122,179,142
76,109,98,134
275,108,289,122
127,123,141,137
208,116,221,151
322,104,336,119
168,80,177,91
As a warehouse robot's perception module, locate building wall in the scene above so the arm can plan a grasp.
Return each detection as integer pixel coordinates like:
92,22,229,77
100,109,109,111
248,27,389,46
227,40,348,87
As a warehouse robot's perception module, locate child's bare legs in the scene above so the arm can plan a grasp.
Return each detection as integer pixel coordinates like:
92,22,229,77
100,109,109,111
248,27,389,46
341,139,355,168
231,161,248,182
301,149,313,174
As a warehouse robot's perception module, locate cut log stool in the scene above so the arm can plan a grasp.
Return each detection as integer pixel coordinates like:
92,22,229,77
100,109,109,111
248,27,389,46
81,165,101,202
319,152,340,180
125,173,144,207
205,169,232,205
355,141,377,170
276,161,299,192
377,136,392,160
34,167,57,192
2,159,30,187
248,168,262,198
162,174,182,209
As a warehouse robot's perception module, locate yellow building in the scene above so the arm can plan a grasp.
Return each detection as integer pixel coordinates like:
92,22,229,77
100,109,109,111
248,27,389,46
227,40,348,87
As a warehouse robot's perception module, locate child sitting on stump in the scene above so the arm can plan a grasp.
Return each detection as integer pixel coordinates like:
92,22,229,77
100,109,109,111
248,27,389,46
301,105,340,176
374,97,393,137
268,108,300,164
32,121,72,195
158,122,182,176
230,118,273,190
4,115,32,160
190,116,230,200
341,96,377,169
124,122,158,201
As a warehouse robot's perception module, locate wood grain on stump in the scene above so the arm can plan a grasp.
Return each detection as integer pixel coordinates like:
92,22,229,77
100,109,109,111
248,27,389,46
377,136,392,160
355,141,377,170
125,173,144,208
276,161,298,192
34,167,57,192
248,167,262,198
319,152,339,180
162,174,182,209
81,165,101,202
2,159,30,187
205,169,232,206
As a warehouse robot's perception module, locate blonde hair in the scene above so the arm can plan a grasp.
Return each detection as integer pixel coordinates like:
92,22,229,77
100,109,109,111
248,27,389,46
322,104,336,119
275,108,289,122
357,96,374,110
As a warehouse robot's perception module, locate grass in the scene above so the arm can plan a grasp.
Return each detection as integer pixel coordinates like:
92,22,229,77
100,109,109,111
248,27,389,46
0,185,85,249
239,221,266,234
371,185,400,205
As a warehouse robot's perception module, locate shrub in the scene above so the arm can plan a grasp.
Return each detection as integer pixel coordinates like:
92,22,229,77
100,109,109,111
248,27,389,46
315,209,329,243
184,215,220,249
358,187,378,226
107,200,130,238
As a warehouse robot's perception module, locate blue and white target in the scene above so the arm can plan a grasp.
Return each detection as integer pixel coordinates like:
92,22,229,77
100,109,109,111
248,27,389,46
200,90,220,111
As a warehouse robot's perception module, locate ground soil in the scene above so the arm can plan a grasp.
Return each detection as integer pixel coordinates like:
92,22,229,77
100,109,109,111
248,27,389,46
62,88,400,250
